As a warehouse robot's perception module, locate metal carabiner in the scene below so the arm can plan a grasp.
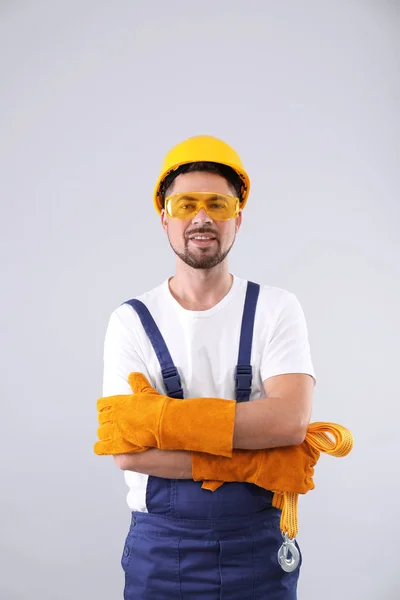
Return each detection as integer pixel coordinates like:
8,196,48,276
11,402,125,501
278,532,300,572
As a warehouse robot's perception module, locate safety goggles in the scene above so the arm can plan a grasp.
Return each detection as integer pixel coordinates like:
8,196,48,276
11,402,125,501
164,192,240,221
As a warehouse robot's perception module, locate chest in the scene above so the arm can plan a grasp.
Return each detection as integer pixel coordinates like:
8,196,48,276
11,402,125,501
134,308,267,401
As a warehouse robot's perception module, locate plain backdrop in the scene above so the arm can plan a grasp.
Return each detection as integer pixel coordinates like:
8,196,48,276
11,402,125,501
1,1,399,599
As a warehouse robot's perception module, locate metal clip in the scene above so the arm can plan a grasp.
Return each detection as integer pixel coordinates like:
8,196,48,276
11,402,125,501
278,532,300,572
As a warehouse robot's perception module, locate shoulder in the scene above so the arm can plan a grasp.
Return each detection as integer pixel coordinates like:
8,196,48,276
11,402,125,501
258,282,292,304
249,281,309,334
106,280,168,334
255,282,300,315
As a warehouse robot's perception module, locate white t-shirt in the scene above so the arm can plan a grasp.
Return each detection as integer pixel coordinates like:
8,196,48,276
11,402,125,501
102,274,316,512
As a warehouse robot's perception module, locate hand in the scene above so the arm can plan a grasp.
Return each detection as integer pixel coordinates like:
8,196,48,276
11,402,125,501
94,373,166,455
96,372,237,457
94,373,157,455
94,417,148,456
192,440,320,495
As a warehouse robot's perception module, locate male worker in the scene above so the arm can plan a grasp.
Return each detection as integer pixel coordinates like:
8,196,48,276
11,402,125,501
97,135,316,599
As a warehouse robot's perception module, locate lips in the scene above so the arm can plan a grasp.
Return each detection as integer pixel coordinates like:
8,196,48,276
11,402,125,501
187,231,218,241
188,235,217,247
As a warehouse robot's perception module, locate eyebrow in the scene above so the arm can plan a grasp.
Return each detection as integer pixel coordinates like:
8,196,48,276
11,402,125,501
177,194,197,201
178,193,220,201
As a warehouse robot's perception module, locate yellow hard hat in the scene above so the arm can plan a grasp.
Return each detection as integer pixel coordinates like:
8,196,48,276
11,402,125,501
153,135,250,214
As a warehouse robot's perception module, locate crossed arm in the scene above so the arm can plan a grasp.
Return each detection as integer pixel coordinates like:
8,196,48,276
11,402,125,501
114,372,314,475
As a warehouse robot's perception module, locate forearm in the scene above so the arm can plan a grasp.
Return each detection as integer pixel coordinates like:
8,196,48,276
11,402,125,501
114,397,308,476
114,397,308,463
233,397,310,449
114,448,193,478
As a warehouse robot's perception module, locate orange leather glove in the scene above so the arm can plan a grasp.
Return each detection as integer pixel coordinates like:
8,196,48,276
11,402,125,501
191,440,320,495
94,430,146,456
193,422,354,541
94,373,236,457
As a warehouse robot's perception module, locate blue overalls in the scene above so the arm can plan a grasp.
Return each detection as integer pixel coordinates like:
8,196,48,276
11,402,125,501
120,282,301,599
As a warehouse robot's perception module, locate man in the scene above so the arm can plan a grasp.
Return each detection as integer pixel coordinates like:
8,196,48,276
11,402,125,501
97,135,316,599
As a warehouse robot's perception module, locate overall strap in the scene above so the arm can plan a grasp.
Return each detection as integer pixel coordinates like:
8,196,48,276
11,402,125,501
235,281,260,402
123,299,184,399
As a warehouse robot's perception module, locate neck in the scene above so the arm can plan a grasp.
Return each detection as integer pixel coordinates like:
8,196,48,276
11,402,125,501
168,261,233,310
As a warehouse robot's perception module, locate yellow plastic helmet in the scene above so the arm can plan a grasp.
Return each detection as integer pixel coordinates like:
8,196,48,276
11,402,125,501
153,135,250,214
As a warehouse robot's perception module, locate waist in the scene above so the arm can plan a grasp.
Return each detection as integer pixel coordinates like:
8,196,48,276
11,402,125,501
131,505,282,540
147,478,275,519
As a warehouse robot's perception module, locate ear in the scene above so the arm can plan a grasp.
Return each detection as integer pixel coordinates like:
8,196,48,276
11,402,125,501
235,209,243,233
161,209,168,232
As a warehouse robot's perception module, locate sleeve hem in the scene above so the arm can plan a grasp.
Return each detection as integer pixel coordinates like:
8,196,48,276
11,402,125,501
261,369,317,387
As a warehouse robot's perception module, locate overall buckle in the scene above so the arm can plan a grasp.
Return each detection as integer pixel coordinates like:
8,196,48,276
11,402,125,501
161,366,183,398
235,364,252,392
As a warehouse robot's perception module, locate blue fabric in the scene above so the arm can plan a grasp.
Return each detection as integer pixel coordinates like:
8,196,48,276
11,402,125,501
122,281,301,598
235,280,260,402
121,509,301,599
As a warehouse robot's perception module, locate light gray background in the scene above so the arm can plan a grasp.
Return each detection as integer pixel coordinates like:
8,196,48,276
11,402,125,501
1,1,399,598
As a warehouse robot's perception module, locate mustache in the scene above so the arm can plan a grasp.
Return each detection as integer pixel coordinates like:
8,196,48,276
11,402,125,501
186,227,219,239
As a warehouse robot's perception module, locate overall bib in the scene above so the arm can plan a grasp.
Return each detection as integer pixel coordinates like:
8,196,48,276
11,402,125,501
120,282,301,599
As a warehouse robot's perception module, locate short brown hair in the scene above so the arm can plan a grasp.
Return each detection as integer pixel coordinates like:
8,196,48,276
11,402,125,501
160,161,243,207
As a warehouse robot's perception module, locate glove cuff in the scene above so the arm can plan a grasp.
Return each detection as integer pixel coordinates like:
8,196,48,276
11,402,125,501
160,397,237,456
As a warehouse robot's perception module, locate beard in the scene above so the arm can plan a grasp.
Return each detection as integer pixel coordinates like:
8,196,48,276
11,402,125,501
167,228,235,270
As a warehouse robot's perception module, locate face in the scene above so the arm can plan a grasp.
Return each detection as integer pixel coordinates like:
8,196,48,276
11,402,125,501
161,171,242,270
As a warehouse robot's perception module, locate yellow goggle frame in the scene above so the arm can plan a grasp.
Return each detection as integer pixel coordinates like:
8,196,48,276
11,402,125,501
164,192,240,221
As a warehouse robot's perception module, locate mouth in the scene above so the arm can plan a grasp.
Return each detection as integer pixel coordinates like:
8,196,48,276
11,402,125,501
188,235,217,247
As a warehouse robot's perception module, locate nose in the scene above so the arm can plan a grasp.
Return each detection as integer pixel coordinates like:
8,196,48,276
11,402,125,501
192,207,213,225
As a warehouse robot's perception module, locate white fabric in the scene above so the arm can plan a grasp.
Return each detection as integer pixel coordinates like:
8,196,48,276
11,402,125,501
102,274,316,512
